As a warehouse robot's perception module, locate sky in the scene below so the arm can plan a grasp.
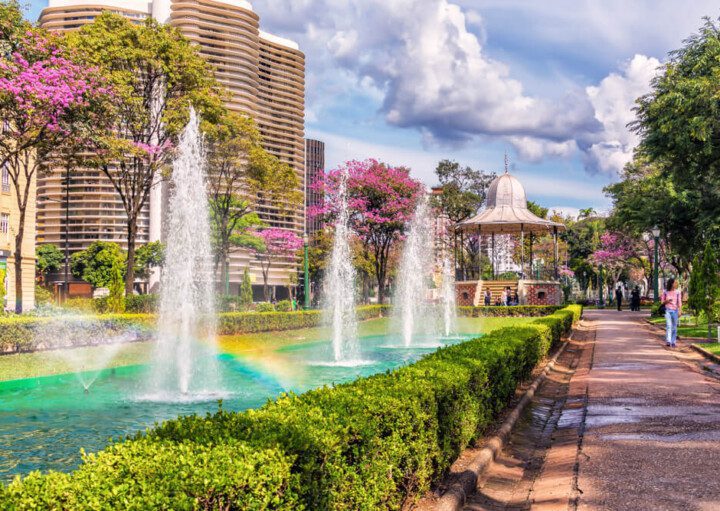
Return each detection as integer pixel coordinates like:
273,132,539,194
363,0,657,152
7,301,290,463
25,0,720,216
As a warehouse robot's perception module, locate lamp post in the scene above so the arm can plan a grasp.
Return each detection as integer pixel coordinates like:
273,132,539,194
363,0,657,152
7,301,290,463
303,232,310,309
652,226,660,303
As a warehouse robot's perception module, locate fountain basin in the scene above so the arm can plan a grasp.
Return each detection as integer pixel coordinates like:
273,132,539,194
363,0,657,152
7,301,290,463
0,316,526,481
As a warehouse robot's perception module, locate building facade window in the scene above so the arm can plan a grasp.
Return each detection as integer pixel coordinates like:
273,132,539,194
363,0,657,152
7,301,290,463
1,163,8,192
0,213,8,234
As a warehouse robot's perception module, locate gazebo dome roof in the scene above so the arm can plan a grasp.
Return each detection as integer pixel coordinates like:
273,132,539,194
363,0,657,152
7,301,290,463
486,172,527,209
456,167,565,234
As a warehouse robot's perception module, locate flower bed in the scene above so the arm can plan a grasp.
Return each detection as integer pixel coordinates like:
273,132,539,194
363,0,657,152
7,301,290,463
0,305,582,510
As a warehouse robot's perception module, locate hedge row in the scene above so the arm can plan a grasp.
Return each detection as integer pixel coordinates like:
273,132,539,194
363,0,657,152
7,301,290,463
0,306,391,354
0,314,154,354
0,305,582,510
457,305,563,317
217,305,390,335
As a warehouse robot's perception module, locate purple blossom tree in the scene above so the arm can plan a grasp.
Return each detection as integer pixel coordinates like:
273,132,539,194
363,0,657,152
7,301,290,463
591,231,639,290
253,228,303,302
0,28,111,312
311,159,423,303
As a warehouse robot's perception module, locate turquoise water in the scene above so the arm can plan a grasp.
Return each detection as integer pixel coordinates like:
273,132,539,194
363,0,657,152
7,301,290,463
0,326,476,481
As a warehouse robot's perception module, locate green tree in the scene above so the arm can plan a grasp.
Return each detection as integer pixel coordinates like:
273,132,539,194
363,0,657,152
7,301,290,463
66,13,225,295
433,159,495,223
36,244,64,281
527,200,549,219
605,158,692,274
240,268,253,308
688,242,720,339
134,241,165,282
106,261,126,313
71,241,126,289
632,17,720,257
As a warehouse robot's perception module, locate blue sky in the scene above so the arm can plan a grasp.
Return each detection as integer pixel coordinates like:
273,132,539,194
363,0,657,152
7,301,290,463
25,0,720,215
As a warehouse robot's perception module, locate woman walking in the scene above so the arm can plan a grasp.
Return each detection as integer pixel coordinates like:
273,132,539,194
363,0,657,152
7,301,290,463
662,278,682,348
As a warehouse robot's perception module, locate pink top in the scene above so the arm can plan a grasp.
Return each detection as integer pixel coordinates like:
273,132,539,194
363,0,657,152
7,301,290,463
662,289,682,311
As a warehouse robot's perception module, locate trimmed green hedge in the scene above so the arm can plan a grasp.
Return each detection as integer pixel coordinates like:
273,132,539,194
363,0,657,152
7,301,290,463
0,305,581,510
0,306,391,354
0,315,154,354
458,305,563,317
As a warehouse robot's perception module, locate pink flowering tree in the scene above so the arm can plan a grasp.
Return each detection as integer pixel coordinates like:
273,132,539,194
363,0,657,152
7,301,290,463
590,231,640,291
311,159,423,303
0,25,112,311
252,228,303,302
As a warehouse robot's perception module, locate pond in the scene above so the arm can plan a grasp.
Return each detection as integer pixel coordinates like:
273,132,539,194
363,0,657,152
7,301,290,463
0,316,528,481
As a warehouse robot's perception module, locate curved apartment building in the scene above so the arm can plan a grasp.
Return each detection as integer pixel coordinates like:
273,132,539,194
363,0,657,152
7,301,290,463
38,0,305,296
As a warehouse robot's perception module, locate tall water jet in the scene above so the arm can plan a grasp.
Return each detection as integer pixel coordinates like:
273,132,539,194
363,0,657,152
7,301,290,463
323,169,359,362
393,193,436,346
148,108,220,399
441,253,457,337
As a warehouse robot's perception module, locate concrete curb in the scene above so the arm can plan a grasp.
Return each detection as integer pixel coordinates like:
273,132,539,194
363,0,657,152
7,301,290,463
435,335,572,511
690,344,720,364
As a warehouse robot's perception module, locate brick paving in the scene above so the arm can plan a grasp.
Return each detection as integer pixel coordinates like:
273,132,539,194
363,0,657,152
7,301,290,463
462,310,720,511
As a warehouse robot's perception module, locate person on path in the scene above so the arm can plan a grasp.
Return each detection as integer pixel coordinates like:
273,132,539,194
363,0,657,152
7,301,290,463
615,286,623,311
631,286,641,311
484,289,492,306
662,278,682,347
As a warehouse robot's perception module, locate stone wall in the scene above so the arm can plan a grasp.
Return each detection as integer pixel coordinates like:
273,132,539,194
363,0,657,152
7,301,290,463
519,280,563,306
456,281,480,306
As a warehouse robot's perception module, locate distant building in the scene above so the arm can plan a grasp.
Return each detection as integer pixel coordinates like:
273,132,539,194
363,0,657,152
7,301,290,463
305,139,325,236
38,0,306,299
0,160,36,310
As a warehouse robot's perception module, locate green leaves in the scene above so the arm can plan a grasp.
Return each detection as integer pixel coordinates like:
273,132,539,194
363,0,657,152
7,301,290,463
71,241,126,289
36,244,64,277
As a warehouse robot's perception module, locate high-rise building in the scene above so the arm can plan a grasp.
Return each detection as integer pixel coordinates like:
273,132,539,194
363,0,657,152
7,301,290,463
305,139,325,236
38,0,305,298
1,160,36,311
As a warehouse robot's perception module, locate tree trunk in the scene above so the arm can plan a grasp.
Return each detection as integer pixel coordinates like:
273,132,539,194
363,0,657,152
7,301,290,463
376,274,385,304
13,235,23,314
125,220,137,296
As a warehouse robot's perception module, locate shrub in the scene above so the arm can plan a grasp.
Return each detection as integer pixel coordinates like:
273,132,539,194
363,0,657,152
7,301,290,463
276,300,293,312
457,305,562,317
34,285,54,306
1,306,581,509
255,302,276,313
1,439,299,510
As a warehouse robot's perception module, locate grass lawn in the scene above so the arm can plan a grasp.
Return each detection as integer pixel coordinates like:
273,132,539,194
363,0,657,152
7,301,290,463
696,343,720,355
0,316,533,383
649,315,716,339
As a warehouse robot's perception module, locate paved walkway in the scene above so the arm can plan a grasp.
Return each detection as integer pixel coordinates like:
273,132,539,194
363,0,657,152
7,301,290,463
462,309,720,511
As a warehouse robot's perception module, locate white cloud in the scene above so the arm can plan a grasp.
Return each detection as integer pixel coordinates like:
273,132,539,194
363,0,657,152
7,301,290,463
584,54,661,174
253,1,667,176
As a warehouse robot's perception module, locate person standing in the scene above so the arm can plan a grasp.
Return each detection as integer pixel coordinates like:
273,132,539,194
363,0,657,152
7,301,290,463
484,289,492,306
631,286,641,311
662,278,682,347
615,286,623,311
501,288,508,306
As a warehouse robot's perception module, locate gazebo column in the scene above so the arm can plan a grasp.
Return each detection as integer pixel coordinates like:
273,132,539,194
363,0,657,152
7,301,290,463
529,233,534,278
520,224,525,278
476,227,481,280
491,232,496,279
460,231,465,281
553,226,559,280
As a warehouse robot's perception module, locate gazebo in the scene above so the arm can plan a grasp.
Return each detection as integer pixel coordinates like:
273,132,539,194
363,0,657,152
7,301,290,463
453,163,566,306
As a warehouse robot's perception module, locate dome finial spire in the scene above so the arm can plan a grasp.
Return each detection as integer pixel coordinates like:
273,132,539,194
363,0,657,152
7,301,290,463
504,151,509,174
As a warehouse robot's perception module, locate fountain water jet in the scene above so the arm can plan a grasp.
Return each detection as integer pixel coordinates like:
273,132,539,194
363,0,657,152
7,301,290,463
322,169,361,363
441,253,457,337
146,108,221,400
393,193,436,346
